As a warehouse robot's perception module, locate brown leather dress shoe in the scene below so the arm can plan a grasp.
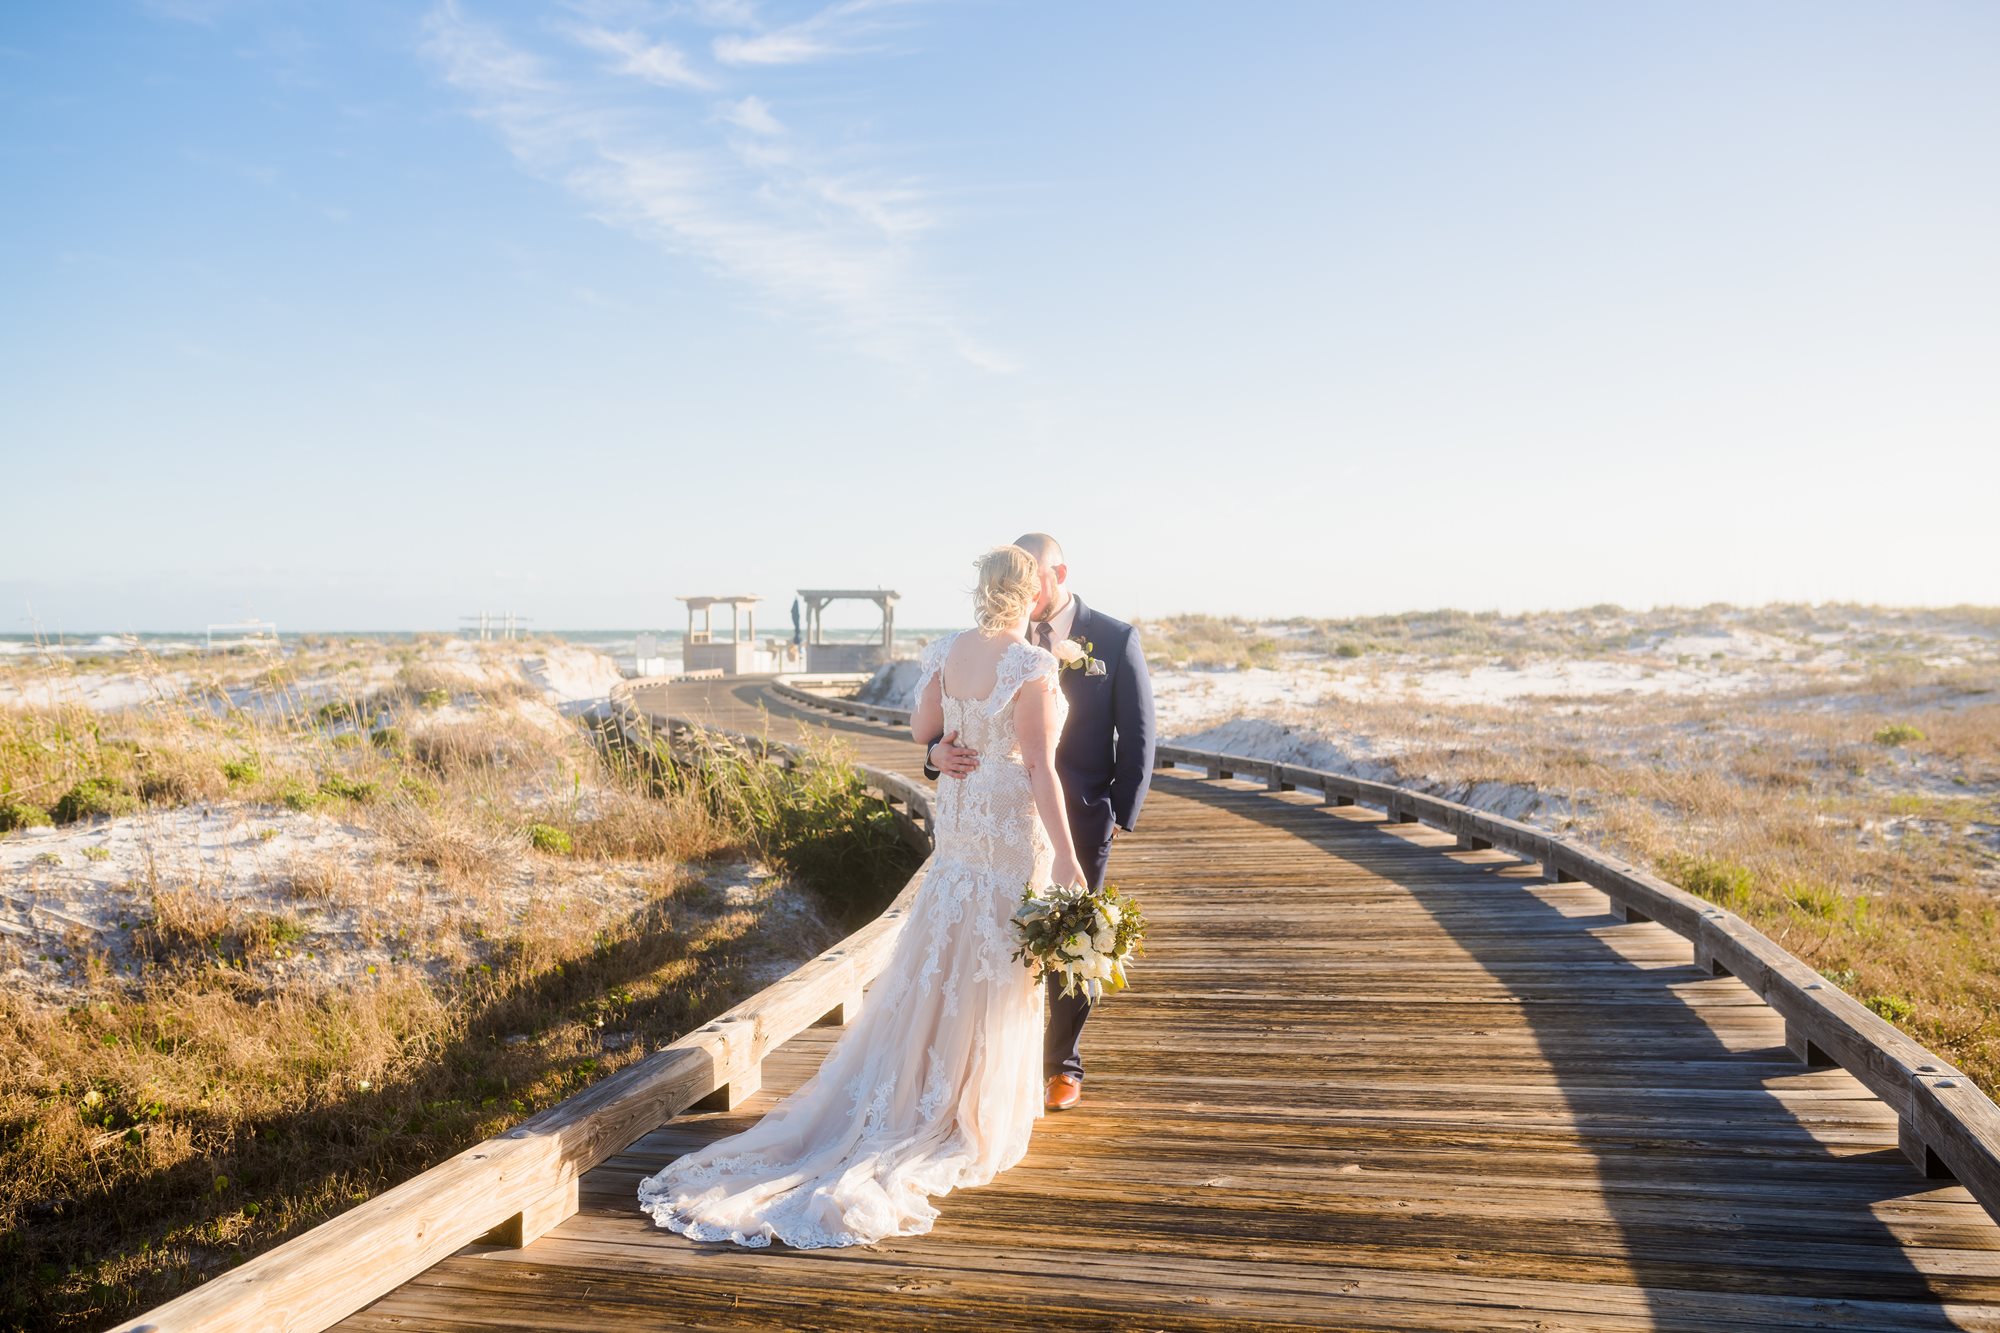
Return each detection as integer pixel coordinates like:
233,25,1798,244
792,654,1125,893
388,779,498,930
1044,1074,1082,1112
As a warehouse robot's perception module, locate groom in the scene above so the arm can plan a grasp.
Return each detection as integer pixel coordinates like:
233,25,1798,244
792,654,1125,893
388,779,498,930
922,531,1156,1112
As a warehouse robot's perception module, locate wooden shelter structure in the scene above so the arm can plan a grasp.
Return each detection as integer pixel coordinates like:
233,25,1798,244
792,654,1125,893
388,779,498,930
676,594,762,676
797,588,898,674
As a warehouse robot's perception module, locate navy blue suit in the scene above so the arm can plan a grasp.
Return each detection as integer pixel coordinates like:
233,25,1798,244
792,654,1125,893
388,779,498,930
922,595,1156,1081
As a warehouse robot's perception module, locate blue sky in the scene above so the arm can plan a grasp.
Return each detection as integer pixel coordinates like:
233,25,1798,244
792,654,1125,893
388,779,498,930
3,1,1996,633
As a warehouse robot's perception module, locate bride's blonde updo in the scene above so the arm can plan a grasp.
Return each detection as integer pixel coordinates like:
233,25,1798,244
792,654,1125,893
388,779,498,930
971,544,1039,634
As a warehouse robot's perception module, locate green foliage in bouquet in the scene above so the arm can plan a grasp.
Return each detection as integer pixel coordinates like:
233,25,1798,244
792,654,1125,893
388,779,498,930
1011,881,1148,1001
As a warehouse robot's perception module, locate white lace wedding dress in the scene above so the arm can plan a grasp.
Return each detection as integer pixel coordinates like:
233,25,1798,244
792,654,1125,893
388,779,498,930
637,634,1066,1248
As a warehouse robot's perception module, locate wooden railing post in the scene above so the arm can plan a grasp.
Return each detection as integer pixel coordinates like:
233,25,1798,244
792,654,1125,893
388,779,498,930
1786,1018,1833,1068
480,1170,580,1248
753,684,2000,1232
817,990,863,1027
1902,1120,1958,1179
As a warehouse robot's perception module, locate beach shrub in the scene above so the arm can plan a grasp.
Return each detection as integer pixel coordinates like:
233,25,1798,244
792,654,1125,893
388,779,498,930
318,775,379,804
418,688,451,710
1785,879,1844,920
1873,723,1926,746
395,772,441,807
136,749,227,805
649,732,916,926
222,758,260,785
370,726,406,755
1661,853,1755,911
52,777,139,824
0,801,53,832
1866,994,1915,1023
274,779,325,813
527,823,573,855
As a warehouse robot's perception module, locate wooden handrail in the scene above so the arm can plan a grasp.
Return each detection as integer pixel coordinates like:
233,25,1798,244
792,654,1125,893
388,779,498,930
763,675,2000,1222
112,686,934,1333
118,667,2000,1332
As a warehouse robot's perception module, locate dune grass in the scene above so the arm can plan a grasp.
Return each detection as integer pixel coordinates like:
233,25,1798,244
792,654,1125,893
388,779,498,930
1148,604,1999,1100
1218,652,2000,1098
0,641,918,1330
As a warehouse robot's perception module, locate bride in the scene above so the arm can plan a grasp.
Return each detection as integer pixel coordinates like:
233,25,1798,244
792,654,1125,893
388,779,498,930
637,544,1085,1248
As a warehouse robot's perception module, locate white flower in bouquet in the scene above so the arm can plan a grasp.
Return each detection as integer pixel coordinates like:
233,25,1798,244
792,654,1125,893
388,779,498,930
1013,878,1147,1001
1052,638,1086,667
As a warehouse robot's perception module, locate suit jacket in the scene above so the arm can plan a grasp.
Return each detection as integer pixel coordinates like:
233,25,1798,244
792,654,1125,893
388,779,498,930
922,595,1156,852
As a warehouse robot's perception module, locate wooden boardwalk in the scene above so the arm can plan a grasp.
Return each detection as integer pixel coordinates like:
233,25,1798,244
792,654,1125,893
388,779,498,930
332,678,2000,1332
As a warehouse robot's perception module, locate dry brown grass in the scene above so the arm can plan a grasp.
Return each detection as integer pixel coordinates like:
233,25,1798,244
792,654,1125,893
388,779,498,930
286,851,365,906
565,783,732,862
1257,660,2000,1095
372,795,516,885
0,865,851,1328
406,717,543,775
0,638,916,1330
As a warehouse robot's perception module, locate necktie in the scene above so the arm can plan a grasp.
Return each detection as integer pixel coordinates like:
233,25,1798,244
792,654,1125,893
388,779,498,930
1034,620,1054,651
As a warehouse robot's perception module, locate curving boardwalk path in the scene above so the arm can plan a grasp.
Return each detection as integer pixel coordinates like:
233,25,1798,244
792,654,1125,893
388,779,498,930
335,679,2000,1331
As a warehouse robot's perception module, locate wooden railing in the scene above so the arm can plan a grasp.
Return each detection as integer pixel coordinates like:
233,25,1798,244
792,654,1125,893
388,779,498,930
765,675,2000,1223
112,685,934,1333
116,667,2000,1332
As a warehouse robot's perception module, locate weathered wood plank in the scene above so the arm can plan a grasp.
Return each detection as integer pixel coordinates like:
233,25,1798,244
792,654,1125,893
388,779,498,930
311,676,2000,1329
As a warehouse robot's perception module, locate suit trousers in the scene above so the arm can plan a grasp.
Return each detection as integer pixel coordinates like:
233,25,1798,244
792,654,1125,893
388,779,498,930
1043,831,1112,1080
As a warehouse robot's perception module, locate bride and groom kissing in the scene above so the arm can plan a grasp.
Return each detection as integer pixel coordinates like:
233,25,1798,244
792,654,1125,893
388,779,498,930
638,532,1157,1249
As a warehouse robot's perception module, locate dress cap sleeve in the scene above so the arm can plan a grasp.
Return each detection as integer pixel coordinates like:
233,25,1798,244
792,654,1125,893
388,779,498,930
913,633,956,701
997,640,1060,707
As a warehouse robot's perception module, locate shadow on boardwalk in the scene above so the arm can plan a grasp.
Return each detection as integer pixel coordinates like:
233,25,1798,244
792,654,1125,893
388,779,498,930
332,681,1996,1332
1200,774,1985,1330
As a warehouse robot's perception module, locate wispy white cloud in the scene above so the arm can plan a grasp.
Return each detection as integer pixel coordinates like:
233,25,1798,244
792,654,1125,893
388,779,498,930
717,94,783,135
421,0,1006,371
569,24,713,89
712,29,830,65
813,177,933,237
712,0,918,67
688,0,762,26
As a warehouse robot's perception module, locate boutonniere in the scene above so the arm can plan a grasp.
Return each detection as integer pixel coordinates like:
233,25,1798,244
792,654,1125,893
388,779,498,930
1054,638,1107,676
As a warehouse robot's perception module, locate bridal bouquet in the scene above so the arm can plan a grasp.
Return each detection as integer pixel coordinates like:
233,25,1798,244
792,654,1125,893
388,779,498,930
1011,880,1147,1002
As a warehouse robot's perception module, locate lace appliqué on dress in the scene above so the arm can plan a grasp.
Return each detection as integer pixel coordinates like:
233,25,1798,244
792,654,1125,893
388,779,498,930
636,635,1065,1250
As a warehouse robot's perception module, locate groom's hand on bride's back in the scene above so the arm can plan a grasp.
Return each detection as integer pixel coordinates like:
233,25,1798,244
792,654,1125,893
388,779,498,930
929,730,980,779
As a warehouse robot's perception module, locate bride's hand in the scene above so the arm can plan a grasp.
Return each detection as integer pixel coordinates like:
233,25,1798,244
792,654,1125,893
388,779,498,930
1052,854,1086,891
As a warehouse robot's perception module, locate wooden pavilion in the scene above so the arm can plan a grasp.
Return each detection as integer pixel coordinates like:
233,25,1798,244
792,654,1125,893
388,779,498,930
797,588,899,674
675,595,762,676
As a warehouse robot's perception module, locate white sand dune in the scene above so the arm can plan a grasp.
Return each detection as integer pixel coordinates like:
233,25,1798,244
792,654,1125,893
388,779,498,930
0,640,628,717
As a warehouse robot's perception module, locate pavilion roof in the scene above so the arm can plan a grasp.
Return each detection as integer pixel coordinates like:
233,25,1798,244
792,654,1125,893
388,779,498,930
675,594,764,609
796,589,900,601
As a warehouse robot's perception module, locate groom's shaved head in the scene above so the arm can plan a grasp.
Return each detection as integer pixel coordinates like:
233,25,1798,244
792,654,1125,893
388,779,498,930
1014,533,1068,623
1013,532,1064,566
